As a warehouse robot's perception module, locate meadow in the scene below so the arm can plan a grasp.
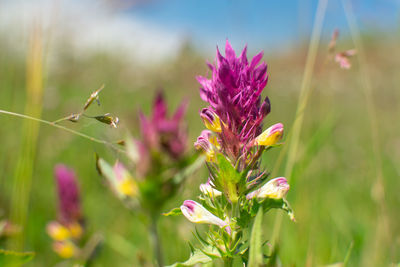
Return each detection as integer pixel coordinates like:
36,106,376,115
0,6,399,267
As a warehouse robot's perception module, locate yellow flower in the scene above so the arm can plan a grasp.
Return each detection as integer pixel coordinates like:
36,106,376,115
53,241,77,259
200,108,222,133
254,123,284,146
46,221,70,241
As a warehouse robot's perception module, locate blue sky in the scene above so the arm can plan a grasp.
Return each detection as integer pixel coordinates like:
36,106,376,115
127,0,399,53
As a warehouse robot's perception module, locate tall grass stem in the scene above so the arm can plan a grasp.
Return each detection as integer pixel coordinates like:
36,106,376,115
8,25,45,250
342,0,389,265
0,109,125,153
270,0,328,246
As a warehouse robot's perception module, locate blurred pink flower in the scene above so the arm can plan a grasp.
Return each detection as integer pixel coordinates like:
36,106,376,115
335,49,356,69
54,164,82,224
139,90,188,160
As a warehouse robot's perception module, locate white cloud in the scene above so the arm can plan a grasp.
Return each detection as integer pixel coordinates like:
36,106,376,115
0,0,185,65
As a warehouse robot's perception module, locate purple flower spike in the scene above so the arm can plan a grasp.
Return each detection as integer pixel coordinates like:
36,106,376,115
139,90,188,160
54,164,82,224
197,40,271,160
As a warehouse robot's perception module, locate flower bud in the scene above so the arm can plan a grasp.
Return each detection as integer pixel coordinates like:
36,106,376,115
254,123,283,146
181,200,231,234
46,221,70,241
246,177,289,200
199,179,222,197
335,49,356,69
94,113,119,128
259,96,271,117
113,162,138,197
194,130,218,162
52,240,77,259
200,108,222,133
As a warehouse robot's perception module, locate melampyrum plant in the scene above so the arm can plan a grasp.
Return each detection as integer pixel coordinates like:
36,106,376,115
96,91,199,266
165,41,295,266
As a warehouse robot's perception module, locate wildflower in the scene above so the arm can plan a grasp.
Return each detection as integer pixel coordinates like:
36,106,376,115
200,108,222,133
246,177,289,200
46,221,70,241
54,164,82,224
113,162,138,197
197,40,270,145
328,29,356,69
48,165,86,259
169,41,295,266
199,178,222,197
194,130,219,162
181,200,230,234
328,29,339,53
335,49,356,69
52,240,78,259
254,123,284,147
139,90,188,160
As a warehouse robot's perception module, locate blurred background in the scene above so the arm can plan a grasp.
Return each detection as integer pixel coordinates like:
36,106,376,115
0,0,399,266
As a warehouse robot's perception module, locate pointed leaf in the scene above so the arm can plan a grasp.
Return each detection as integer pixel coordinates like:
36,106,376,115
162,207,182,217
166,249,213,267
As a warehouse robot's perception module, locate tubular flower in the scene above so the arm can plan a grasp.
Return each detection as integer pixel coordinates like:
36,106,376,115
194,130,219,162
113,162,138,197
181,200,231,234
52,240,78,259
46,221,71,241
246,177,289,200
200,108,222,133
199,178,222,197
254,123,284,147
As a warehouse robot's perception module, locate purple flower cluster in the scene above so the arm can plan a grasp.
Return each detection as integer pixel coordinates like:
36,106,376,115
54,164,82,224
197,40,270,147
138,91,188,161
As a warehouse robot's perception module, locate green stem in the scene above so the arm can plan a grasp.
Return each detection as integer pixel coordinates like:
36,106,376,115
223,257,233,267
149,215,163,267
0,109,125,153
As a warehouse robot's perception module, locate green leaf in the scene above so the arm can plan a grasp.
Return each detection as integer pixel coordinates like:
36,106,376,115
166,249,214,267
261,198,296,222
216,154,241,202
0,249,35,266
248,208,263,267
162,207,182,217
